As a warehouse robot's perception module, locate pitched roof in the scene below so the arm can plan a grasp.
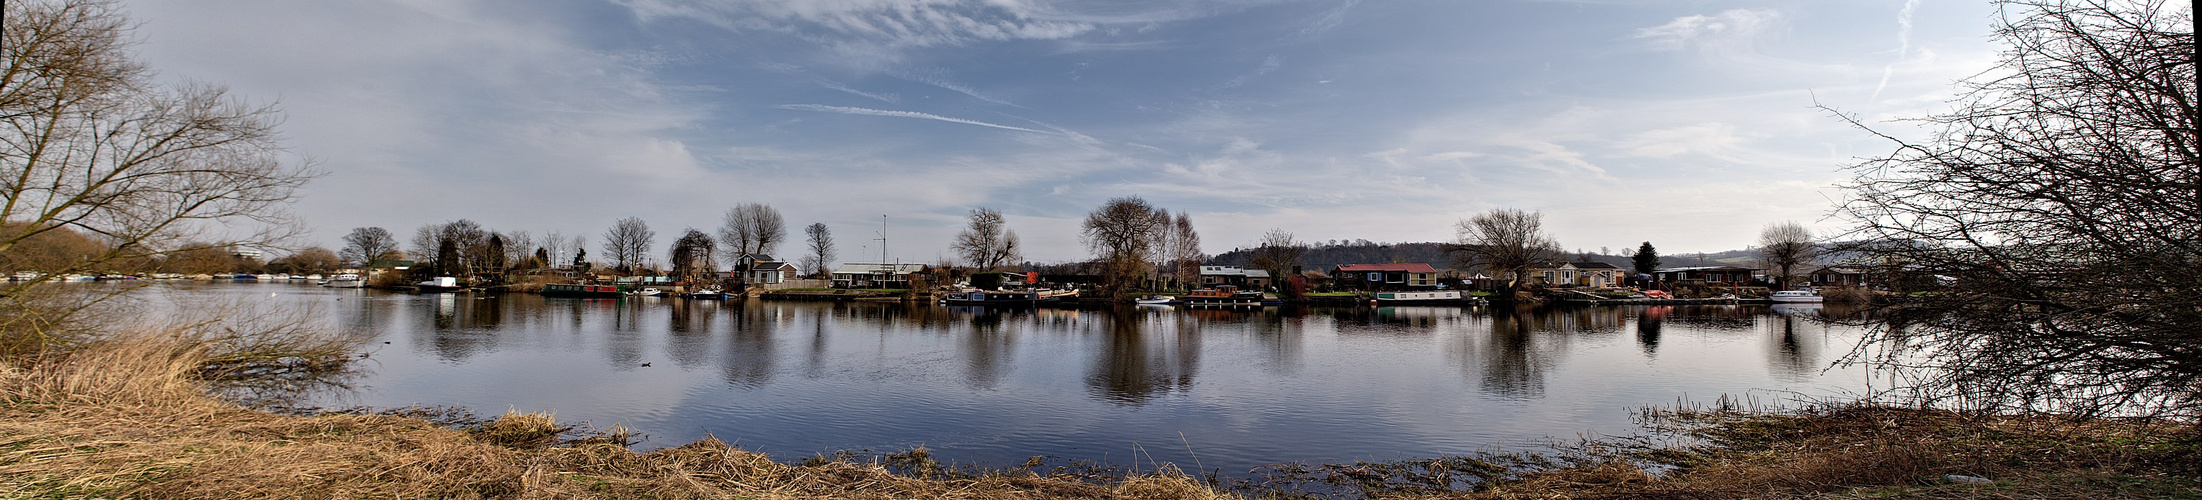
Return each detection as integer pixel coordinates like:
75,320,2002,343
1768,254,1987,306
1571,261,1620,269
1334,263,1439,273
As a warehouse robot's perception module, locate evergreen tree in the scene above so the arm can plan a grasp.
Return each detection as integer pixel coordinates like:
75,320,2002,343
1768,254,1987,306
1631,242,1660,275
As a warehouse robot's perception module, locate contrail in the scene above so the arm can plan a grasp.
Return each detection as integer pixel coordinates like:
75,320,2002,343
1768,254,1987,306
1872,0,1921,100
777,104,1043,133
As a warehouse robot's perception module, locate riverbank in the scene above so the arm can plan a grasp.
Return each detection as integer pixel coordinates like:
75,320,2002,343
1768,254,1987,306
6,335,2194,498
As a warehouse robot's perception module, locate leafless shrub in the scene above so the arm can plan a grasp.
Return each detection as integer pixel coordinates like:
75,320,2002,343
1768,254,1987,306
1833,0,2198,418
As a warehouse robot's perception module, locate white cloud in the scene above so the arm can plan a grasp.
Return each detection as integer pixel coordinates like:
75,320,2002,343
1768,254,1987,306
1635,9,1781,51
1619,122,1747,158
617,0,1094,49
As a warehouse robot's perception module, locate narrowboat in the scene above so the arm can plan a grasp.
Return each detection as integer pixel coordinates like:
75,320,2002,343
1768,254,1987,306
540,283,622,298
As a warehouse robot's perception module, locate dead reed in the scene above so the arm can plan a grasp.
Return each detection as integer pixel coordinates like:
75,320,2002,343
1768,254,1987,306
0,332,1236,499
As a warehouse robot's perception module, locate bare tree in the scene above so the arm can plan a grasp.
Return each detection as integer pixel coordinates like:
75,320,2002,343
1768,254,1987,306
1170,213,1203,288
1081,196,1169,298
337,227,399,268
1834,0,2198,418
950,207,1020,271
668,229,717,283
1452,208,1563,291
717,203,786,261
1246,228,1304,288
271,246,340,274
409,220,489,279
1757,222,1814,289
602,217,654,273
802,222,834,278
1,0,315,301
501,230,534,270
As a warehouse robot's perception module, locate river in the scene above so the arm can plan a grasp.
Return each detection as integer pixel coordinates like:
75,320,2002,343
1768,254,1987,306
140,281,1875,476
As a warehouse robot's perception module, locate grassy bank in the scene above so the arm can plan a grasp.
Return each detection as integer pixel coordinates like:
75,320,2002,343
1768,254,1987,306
4,334,2194,498
0,335,1228,499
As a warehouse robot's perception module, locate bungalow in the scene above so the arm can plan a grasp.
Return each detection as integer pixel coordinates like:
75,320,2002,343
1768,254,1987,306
830,262,929,289
1809,266,1870,287
1330,263,1440,290
1198,266,1271,289
739,261,800,284
1654,266,1759,285
1527,261,1624,287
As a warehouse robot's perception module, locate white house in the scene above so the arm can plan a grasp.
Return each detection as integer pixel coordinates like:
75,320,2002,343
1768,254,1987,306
830,263,928,289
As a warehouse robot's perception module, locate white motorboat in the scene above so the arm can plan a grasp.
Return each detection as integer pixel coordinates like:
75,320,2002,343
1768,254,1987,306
322,273,364,288
1769,290,1824,303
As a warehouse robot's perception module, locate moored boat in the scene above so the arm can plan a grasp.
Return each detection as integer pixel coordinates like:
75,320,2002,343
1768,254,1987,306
1374,290,1475,304
1181,285,1264,308
322,273,364,288
414,276,466,293
941,290,1044,306
1134,295,1176,305
541,283,622,298
684,288,728,299
1769,289,1824,303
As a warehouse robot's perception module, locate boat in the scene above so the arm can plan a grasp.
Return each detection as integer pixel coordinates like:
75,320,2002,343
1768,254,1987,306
1181,285,1264,308
1037,289,1079,301
253,274,275,281
1373,290,1473,304
1134,295,1177,305
414,276,466,293
1769,289,1824,303
540,283,622,298
631,287,664,297
684,288,728,300
322,273,364,288
941,290,1045,306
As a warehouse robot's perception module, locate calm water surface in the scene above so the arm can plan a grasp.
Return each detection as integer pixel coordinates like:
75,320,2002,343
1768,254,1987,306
155,282,1872,474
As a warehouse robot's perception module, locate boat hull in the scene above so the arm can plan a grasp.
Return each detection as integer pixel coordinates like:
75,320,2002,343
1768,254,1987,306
541,284,622,298
940,291,1045,306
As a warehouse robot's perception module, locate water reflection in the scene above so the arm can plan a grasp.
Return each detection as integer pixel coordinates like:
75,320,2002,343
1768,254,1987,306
1472,308,1554,398
1636,306,1669,355
132,284,1884,477
1089,308,1200,405
721,300,775,387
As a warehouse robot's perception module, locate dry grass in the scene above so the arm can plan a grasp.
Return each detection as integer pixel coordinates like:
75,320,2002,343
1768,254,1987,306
0,334,1237,499
1455,404,2202,499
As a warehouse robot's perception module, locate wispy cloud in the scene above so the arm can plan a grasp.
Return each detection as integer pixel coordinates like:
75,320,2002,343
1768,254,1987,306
1635,9,1779,51
777,104,1042,132
1302,0,1359,35
894,68,1019,107
820,80,899,103
618,0,1094,49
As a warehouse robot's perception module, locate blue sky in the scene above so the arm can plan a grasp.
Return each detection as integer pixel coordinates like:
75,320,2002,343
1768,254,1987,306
123,0,2002,264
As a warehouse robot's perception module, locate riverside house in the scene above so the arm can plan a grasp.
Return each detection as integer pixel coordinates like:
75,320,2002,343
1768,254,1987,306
830,263,928,289
1198,266,1272,289
1528,261,1623,287
1329,263,1440,290
1809,266,1870,287
1654,265,1759,286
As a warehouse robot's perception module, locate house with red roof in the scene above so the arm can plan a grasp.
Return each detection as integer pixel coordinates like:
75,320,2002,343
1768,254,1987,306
1329,263,1440,290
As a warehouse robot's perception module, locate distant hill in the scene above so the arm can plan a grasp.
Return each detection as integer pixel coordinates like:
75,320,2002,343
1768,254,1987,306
1206,241,1856,273
1208,242,1453,271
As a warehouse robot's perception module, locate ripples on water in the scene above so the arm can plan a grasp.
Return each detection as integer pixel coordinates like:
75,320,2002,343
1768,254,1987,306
146,282,1873,474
